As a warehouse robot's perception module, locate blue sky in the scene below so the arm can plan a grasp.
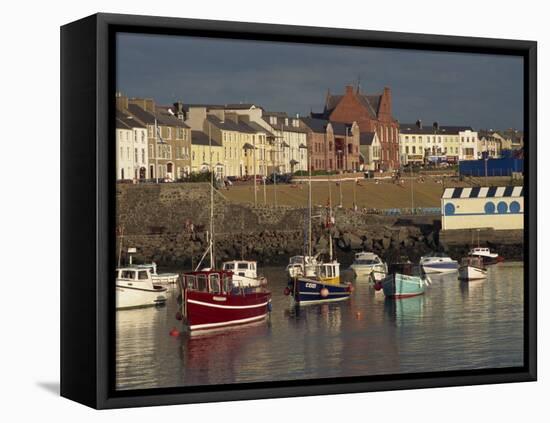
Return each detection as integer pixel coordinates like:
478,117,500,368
117,33,524,130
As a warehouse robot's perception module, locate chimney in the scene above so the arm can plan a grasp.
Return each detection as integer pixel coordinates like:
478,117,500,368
173,101,184,121
345,85,354,94
433,121,439,131
115,92,128,110
416,119,422,129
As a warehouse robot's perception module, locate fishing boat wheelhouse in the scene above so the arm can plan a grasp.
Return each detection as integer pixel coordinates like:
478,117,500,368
222,260,267,287
458,256,487,280
116,267,168,309
180,269,271,331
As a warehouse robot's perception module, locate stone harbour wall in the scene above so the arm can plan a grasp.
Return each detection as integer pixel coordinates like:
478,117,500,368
116,183,523,267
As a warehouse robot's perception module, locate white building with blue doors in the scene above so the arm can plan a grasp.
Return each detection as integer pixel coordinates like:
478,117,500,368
441,186,524,230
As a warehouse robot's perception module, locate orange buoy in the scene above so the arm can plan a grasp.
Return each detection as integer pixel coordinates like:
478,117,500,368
169,327,180,337
320,287,329,298
355,311,362,319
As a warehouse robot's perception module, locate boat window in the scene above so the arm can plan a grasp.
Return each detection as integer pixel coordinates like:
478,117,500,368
186,275,196,289
209,274,221,293
357,259,377,265
138,271,148,280
121,270,135,279
223,263,233,270
238,263,249,269
223,274,233,293
196,274,208,292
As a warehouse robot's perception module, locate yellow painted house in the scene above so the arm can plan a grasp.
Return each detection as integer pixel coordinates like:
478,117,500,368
190,130,224,177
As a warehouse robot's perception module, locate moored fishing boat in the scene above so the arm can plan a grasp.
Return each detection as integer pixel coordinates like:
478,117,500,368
116,267,168,309
468,247,502,265
287,260,352,304
135,262,179,285
419,252,458,274
176,127,271,332
379,262,429,299
179,269,271,331
458,256,487,280
286,255,319,279
222,260,267,287
350,251,387,281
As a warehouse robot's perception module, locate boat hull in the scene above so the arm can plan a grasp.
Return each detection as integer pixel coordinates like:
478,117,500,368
184,290,271,331
382,274,425,299
116,284,167,309
458,265,487,280
289,277,351,304
350,264,386,281
421,261,458,274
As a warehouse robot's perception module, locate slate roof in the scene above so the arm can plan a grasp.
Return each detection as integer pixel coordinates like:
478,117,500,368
360,132,376,146
191,130,221,147
127,103,189,128
330,121,353,136
399,123,473,135
206,115,257,133
116,118,132,130
261,112,309,133
324,93,381,118
116,109,146,129
300,117,330,133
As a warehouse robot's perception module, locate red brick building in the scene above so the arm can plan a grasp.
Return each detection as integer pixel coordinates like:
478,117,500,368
313,85,400,170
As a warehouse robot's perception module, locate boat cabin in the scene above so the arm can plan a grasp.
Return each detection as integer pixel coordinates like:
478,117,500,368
354,252,382,265
116,267,151,281
222,260,257,278
316,261,340,282
461,256,485,269
183,270,235,294
470,247,491,254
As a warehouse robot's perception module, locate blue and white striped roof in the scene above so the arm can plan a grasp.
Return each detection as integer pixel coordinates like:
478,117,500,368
442,186,523,199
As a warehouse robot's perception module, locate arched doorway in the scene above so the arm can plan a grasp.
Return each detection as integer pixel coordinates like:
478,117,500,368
139,167,146,179
149,165,154,179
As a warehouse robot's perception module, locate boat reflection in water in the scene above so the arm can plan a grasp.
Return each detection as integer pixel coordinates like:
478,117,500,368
384,295,426,326
181,320,272,385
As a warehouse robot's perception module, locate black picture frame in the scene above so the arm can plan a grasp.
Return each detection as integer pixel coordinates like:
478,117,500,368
60,12,537,409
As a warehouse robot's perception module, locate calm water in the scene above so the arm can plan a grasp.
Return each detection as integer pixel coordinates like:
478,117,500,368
116,262,524,390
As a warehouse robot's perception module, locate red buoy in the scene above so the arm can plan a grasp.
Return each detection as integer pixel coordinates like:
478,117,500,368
283,287,291,296
169,327,180,337
374,282,382,291
175,311,183,321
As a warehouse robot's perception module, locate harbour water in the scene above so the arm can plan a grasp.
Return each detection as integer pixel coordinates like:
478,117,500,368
116,262,524,391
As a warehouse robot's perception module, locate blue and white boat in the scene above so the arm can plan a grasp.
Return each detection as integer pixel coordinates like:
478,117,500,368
379,263,430,299
420,252,458,274
288,261,352,304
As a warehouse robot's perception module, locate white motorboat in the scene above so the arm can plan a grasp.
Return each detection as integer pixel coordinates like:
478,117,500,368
135,262,179,285
468,247,502,265
222,260,267,287
420,252,458,274
350,251,387,281
458,256,487,280
116,267,168,309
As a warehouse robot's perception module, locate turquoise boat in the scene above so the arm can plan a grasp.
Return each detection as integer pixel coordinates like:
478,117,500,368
380,263,429,299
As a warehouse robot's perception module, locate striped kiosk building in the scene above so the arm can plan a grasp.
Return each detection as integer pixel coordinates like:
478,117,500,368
441,186,524,230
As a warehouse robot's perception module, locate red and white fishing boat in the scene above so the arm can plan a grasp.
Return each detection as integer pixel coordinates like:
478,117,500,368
179,270,271,331
176,129,271,332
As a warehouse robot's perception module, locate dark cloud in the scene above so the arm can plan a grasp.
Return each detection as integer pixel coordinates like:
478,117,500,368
117,33,523,130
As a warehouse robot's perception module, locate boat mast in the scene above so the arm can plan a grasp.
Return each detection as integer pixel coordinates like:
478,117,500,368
308,140,312,258
209,123,214,269
328,174,333,262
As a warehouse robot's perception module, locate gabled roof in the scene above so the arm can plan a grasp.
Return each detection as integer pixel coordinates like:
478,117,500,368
360,132,376,146
116,118,132,130
261,112,308,133
127,104,156,125
116,109,146,129
330,121,353,136
324,92,381,119
191,130,221,147
156,106,190,128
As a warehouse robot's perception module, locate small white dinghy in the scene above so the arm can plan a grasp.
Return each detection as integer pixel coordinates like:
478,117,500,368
116,267,168,309
135,262,179,285
458,256,487,281
222,260,267,287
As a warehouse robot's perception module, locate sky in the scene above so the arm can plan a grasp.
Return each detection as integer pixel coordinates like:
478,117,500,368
117,33,524,130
